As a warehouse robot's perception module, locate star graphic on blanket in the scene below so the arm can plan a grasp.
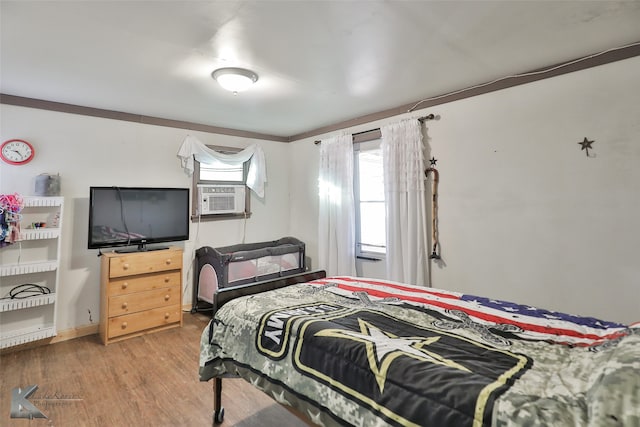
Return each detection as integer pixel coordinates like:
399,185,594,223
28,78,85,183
272,390,291,405
315,319,469,393
306,409,324,425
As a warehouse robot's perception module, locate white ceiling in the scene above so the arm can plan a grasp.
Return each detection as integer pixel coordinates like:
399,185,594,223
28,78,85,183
2,1,640,139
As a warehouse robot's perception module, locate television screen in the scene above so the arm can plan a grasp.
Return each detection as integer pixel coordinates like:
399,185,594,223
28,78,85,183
88,187,189,251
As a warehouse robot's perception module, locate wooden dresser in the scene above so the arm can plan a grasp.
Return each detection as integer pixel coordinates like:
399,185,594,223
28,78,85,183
99,247,183,345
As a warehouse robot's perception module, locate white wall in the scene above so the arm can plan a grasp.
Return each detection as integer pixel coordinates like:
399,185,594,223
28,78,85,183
290,56,640,325
0,106,292,331
2,55,638,334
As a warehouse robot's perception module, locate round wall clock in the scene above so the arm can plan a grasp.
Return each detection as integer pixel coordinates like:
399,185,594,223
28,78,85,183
1,139,35,165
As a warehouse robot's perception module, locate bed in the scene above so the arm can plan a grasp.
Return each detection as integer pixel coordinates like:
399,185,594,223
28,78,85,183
199,272,640,426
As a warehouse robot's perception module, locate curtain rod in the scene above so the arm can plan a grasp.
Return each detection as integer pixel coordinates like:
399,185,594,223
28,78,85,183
314,113,436,145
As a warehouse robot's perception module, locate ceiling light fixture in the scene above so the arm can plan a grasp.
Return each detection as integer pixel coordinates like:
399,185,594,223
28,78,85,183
211,67,259,93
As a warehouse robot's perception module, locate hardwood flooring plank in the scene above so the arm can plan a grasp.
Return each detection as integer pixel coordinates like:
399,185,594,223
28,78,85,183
0,313,310,426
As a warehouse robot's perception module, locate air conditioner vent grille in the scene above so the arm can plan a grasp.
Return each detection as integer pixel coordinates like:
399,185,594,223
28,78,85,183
210,196,234,212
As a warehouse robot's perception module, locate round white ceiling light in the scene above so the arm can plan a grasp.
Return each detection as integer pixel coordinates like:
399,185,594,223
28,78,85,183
211,67,259,93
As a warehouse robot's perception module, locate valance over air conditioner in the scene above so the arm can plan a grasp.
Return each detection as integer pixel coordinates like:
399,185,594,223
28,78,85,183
177,135,267,198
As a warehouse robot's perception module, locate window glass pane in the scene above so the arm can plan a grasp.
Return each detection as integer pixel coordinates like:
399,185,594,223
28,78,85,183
359,201,385,253
360,244,386,254
358,150,384,201
355,140,386,256
199,158,244,182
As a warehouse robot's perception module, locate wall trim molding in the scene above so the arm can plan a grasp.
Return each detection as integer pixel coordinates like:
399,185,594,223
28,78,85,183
290,42,640,141
2,42,638,143
0,94,289,143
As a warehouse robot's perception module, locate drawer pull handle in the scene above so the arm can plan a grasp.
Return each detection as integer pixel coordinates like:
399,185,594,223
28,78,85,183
122,302,128,310
164,313,170,320
164,277,170,283
164,294,170,301
122,263,129,270
122,282,128,289
165,259,172,265
121,322,128,329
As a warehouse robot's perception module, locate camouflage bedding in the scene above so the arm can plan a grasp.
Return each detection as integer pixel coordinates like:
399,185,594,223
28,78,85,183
199,276,640,426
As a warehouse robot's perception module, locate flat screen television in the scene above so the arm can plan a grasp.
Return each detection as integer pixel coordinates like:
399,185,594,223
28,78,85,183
88,186,190,252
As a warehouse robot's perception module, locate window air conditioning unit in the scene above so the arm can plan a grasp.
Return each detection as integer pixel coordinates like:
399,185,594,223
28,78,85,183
198,184,246,215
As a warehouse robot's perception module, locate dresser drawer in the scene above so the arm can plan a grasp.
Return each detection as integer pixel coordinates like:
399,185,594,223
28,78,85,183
109,250,182,278
108,286,179,317
108,304,181,338
107,271,181,296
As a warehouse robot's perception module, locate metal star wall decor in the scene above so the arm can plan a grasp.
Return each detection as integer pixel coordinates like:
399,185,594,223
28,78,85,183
429,157,438,166
578,137,594,157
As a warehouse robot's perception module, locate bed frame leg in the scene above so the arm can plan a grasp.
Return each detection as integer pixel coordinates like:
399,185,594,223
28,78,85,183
213,378,224,424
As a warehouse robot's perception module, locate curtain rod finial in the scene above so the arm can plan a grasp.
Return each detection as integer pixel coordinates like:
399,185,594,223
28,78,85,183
418,113,437,122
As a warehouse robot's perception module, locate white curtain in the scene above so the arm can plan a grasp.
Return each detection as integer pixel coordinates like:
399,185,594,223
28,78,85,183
381,119,429,285
318,132,357,276
176,135,267,198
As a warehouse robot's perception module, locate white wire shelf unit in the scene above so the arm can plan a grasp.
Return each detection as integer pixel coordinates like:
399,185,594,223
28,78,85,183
0,196,64,349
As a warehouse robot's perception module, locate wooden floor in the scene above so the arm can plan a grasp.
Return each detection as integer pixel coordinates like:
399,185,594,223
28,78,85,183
0,313,310,427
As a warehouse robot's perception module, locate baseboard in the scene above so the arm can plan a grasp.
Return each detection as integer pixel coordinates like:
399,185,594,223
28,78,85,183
1,324,99,354
51,323,99,344
2,309,200,354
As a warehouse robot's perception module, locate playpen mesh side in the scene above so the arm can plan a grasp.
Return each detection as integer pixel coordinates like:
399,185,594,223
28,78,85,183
194,237,305,307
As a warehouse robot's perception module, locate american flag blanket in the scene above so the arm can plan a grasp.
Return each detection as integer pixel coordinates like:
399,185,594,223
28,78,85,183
199,276,640,427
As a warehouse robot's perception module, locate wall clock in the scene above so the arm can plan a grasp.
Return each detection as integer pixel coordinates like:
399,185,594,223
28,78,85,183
1,139,35,165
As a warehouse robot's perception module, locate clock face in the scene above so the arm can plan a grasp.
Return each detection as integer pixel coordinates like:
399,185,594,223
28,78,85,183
1,139,35,165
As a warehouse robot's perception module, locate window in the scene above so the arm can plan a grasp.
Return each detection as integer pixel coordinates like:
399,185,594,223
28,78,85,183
191,145,251,219
198,157,244,182
354,139,386,258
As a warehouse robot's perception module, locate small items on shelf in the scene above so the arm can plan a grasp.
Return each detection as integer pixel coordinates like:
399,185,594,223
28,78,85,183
0,193,25,246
